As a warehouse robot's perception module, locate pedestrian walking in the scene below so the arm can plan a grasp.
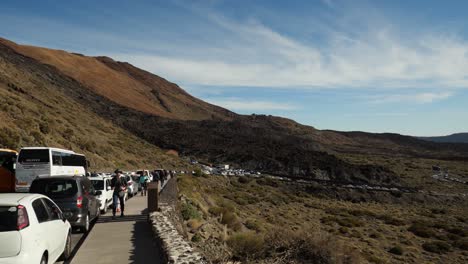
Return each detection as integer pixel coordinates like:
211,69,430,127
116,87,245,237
111,169,127,219
139,172,149,196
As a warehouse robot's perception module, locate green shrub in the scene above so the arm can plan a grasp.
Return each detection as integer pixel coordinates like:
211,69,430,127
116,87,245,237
453,239,468,250
181,202,201,221
348,209,378,218
191,233,202,243
422,241,451,254
0,127,20,149
245,219,263,232
238,176,252,184
208,206,223,216
408,223,436,238
380,215,406,226
256,178,279,187
431,208,447,215
227,232,264,260
39,122,50,134
388,245,404,255
193,168,204,177
447,227,468,237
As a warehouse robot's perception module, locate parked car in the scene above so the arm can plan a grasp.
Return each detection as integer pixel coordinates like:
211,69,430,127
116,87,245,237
29,176,101,233
124,175,138,197
0,193,72,264
89,176,113,214
131,175,142,191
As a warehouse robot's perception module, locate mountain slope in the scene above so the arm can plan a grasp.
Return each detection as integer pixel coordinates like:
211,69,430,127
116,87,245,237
1,38,467,186
0,39,185,171
419,133,468,144
0,37,232,120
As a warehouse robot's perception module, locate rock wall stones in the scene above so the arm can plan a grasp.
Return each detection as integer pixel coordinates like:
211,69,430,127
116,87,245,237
150,206,206,264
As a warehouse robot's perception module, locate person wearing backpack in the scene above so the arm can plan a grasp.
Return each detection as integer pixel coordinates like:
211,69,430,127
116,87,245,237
111,169,127,219
139,172,149,196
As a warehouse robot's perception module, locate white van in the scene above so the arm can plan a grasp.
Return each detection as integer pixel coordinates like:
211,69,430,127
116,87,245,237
15,147,88,192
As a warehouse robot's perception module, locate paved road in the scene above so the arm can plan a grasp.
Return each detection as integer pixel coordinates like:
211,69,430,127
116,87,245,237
70,194,162,264
55,179,169,264
55,215,98,264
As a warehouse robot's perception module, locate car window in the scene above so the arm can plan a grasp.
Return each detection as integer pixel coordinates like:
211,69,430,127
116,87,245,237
32,199,49,223
30,179,78,197
42,198,61,221
91,180,104,190
0,206,17,232
81,181,88,194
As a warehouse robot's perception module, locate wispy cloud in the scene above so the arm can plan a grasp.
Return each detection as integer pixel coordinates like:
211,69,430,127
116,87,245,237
369,92,454,104
205,97,297,111
112,6,468,90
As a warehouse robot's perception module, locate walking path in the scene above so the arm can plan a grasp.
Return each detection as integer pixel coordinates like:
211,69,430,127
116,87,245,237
72,194,162,264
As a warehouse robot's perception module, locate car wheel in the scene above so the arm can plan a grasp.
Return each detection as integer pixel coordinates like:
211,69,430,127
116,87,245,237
40,253,48,264
59,232,72,261
80,214,90,233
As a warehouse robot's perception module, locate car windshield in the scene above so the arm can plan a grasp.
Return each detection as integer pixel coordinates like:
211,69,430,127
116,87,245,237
30,179,78,197
0,206,17,232
91,180,104,190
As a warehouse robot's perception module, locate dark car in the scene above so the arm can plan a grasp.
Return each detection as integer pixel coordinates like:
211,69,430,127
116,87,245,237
29,176,101,233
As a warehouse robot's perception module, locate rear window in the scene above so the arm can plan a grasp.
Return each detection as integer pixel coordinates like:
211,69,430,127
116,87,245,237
30,179,78,197
91,180,104,190
0,206,17,232
18,149,50,163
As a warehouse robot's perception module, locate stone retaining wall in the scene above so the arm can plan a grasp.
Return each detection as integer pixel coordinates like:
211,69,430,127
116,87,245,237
150,206,206,264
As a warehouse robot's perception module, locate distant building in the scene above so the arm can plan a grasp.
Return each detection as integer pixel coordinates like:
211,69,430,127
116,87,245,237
216,164,229,170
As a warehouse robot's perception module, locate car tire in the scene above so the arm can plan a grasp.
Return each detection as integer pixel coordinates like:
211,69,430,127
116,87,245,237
59,232,72,261
80,214,90,233
40,253,48,264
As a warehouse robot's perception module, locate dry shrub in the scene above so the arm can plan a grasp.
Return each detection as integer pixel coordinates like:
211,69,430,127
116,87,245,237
166,149,179,156
221,211,242,231
422,241,451,254
264,228,361,264
187,219,203,231
453,238,468,250
227,232,265,261
245,219,263,232
408,222,436,238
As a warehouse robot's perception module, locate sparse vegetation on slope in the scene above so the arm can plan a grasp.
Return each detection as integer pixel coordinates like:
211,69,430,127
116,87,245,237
0,42,185,171
177,174,468,263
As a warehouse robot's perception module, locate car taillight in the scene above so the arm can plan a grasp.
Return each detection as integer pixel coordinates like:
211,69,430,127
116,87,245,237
17,205,29,230
77,196,83,208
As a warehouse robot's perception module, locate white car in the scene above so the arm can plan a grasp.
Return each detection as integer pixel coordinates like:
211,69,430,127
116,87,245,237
0,193,72,264
89,176,114,214
123,175,138,197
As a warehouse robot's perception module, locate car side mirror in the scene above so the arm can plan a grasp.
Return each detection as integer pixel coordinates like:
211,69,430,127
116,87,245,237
95,190,102,195
107,186,111,191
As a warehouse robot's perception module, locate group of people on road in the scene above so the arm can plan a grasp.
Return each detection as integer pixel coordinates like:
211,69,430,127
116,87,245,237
109,168,174,219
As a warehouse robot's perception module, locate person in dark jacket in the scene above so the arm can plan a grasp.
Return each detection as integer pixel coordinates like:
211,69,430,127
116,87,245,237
111,169,127,219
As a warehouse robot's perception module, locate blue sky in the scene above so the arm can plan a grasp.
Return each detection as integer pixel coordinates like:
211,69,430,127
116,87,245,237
1,0,468,136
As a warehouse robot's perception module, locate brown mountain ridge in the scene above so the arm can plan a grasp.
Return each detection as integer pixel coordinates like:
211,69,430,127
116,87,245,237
1,37,467,187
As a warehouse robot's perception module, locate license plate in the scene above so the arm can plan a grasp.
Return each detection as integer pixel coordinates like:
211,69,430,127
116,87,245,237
17,182,28,186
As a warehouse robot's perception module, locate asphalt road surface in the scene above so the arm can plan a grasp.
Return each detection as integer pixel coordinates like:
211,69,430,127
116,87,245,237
55,220,97,264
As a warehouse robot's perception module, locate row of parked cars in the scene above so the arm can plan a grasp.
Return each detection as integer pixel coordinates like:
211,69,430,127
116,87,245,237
0,172,144,264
